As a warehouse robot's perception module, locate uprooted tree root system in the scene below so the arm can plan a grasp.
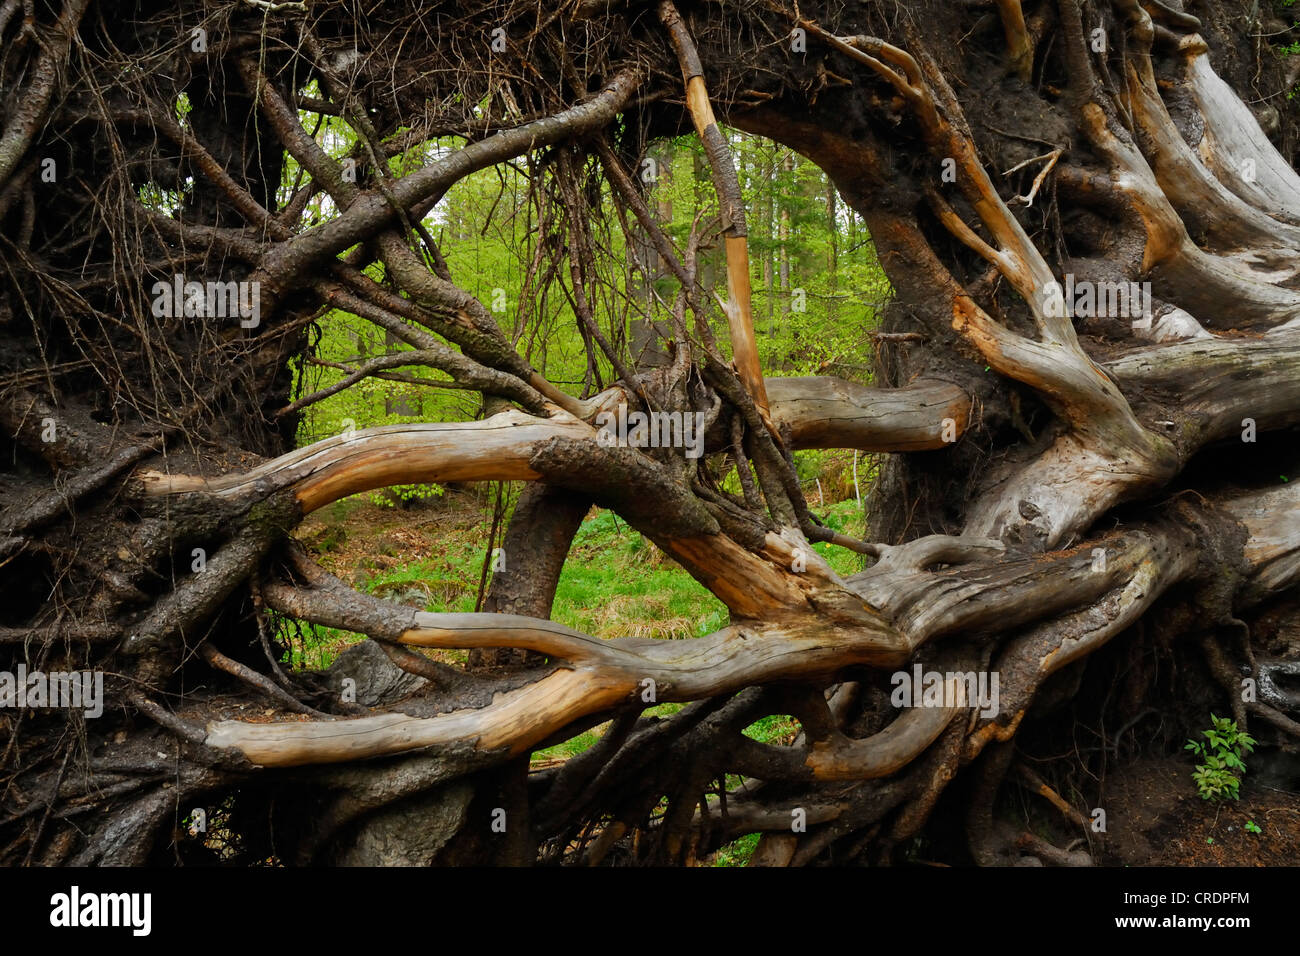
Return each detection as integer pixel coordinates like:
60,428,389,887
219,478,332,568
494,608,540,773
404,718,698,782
2,0,1300,865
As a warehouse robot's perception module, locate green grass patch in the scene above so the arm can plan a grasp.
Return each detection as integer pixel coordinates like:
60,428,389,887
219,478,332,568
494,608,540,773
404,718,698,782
713,832,761,867
742,714,801,745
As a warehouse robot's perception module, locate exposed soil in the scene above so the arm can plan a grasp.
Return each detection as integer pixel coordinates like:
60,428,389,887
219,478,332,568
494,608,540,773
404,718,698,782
296,488,493,589
1099,755,1300,865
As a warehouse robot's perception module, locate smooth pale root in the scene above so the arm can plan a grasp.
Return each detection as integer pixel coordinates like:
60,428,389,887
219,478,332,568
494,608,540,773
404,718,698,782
205,668,959,780
395,613,637,666
137,409,597,511
138,379,980,524
993,0,1033,82
206,482,1300,770
206,669,627,766
720,233,767,416
205,619,908,768
1119,38,1300,254
1185,43,1300,221
1224,481,1300,600
1106,333,1300,441
767,376,971,451
660,0,769,419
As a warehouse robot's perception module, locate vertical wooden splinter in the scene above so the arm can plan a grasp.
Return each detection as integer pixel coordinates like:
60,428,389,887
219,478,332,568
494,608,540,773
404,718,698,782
994,0,1034,83
657,0,772,422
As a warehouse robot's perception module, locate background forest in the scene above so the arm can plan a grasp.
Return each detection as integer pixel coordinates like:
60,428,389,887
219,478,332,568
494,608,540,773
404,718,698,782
291,127,891,447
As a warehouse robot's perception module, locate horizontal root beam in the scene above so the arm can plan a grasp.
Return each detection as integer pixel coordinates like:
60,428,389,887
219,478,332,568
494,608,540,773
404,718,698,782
768,376,970,451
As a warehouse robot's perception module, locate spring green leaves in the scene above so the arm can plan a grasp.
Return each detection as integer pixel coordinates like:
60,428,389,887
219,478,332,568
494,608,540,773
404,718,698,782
1185,714,1256,802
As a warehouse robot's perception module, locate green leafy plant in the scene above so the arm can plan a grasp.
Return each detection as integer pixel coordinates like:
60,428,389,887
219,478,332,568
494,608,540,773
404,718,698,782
1245,820,1262,834
368,482,443,509
1184,715,1256,802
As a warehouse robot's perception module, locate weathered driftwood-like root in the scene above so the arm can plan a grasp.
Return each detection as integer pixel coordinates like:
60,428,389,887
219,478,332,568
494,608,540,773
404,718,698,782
136,344,1300,783
1222,482,1300,605
1073,103,1300,329
137,410,599,510
1111,5,1300,255
707,495,1300,864
11,0,1300,870
733,677,968,782
767,377,971,451
1176,34,1300,224
126,459,1293,861
968,527,1198,755
1106,331,1300,449
1107,3,1300,226
128,370,989,629
139,376,976,513
202,504,1232,770
220,570,902,766
793,24,1178,548
700,717,967,864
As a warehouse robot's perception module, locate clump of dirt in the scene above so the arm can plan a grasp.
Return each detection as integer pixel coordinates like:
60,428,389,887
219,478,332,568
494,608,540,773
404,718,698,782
1099,755,1300,865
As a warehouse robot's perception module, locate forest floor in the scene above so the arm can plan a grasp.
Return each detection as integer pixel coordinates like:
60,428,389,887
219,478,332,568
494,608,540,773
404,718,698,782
293,483,869,670
1098,756,1300,865
292,487,1300,866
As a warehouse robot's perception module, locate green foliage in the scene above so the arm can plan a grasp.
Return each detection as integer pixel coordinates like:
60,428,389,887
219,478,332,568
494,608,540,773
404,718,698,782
1184,715,1256,802
1245,820,1262,834
742,714,801,745
559,509,728,639
1273,4,1300,97
695,605,730,637
290,125,888,447
368,483,444,509
713,832,760,867
573,507,623,542
809,498,870,577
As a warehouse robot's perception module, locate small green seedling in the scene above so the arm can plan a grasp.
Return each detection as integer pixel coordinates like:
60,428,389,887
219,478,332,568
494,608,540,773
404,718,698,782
1185,714,1255,802
1244,821,1262,834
